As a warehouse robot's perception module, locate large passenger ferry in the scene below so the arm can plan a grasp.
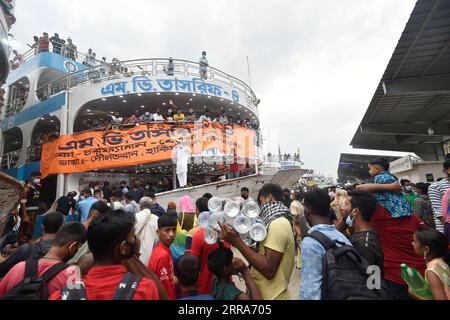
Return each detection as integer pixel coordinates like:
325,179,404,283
0,34,305,208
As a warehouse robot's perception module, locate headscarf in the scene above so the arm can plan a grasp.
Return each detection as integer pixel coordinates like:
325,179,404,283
260,201,293,229
179,195,195,212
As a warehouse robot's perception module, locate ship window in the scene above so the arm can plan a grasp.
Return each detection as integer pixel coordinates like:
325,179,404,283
6,77,29,117
28,114,60,162
2,127,23,153
36,69,67,101
1,127,22,169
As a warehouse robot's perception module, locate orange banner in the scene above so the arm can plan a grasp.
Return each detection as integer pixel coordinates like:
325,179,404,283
40,122,256,178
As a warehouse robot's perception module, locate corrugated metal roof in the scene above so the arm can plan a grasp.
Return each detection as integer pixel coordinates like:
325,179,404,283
351,0,450,156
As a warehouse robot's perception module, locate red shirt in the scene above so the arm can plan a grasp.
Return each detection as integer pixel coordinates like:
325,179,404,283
371,205,426,285
49,265,159,300
190,228,232,294
148,242,176,300
0,260,78,298
39,36,49,50
230,155,239,173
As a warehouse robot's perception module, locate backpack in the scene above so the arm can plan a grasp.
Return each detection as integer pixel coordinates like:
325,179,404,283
305,231,392,300
60,272,142,300
1,259,69,300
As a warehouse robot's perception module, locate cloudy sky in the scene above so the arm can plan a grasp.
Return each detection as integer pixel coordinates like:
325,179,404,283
11,0,417,178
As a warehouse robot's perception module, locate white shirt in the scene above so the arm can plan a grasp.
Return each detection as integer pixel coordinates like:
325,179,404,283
241,196,255,206
290,200,304,216
172,144,191,173
135,209,159,265
198,115,212,122
109,201,124,211
215,115,228,123
111,115,123,124
199,56,209,71
153,113,164,121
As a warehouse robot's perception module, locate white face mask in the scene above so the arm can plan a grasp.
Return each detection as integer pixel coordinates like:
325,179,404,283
345,215,354,227
33,179,41,184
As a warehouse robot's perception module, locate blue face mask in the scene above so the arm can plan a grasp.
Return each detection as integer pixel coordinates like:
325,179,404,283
346,213,356,227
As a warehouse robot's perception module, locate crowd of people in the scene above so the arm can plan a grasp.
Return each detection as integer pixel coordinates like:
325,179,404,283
0,154,448,300
1,0,16,29
266,152,301,162
79,100,257,133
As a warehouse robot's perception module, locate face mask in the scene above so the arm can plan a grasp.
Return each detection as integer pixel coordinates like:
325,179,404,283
145,112,149,115
79,196,85,200
346,215,354,227
404,186,413,192
33,179,41,184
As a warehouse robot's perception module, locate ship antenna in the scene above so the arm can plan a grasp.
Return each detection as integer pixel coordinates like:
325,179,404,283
246,56,252,88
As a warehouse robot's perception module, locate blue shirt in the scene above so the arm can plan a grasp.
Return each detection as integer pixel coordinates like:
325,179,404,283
300,224,351,300
77,197,97,222
374,171,412,218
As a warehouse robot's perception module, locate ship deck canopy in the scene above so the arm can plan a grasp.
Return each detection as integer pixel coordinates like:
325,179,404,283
351,0,450,161
337,153,402,184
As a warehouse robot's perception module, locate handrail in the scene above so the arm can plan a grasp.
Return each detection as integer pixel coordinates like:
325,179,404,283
26,145,42,163
16,43,93,69
0,149,21,169
2,94,28,119
34,57,258,106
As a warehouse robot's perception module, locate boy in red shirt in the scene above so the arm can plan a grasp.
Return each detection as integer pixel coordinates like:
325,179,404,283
50,213,160,300
0,222,86,299
190,228,232,295
148,214,177,299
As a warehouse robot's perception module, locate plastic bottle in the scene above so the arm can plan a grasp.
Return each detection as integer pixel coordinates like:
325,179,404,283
234,214,252,234
224,200,240,218
208,197,223,212
198,211,211,228
208,211,225,230
400,263,433,300
249,219,267,242
243,201,260,219
204,228,218,245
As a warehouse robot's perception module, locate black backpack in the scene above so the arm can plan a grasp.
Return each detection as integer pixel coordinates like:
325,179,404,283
60,272,142,300
305,231,392,300
1,258,69,300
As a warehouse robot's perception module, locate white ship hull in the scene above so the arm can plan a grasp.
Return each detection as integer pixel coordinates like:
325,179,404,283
155,167,305,209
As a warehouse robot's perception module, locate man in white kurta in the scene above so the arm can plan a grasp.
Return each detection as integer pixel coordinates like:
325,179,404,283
172,141,191,188
134,197,159,265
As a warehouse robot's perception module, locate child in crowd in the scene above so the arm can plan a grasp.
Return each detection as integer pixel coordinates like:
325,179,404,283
207,246,262,300
175,254,213,300
411,228,450,300
149,214,177,300
366,157,412,218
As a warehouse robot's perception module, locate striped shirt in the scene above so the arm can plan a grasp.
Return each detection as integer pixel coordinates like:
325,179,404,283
428,179,450,233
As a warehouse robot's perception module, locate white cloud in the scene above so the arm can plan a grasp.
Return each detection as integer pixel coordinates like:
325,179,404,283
10,0,417,178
